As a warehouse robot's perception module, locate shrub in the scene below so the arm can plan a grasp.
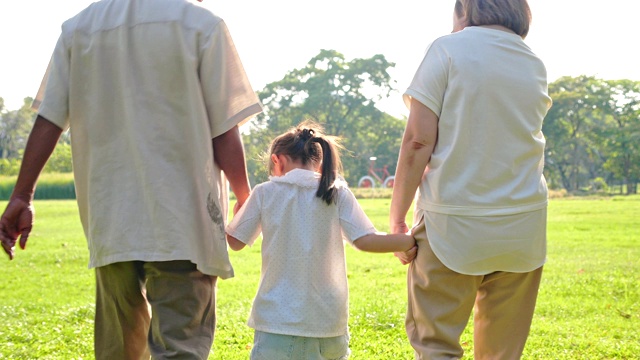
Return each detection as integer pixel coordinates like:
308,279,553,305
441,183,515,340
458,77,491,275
0,158,21,176
0,173,75,200
590,177,608,193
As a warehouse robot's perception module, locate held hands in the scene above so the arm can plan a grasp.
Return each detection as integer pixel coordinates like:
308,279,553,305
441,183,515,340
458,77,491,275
395,244,417,265
391,220,417,265
0,197,34,260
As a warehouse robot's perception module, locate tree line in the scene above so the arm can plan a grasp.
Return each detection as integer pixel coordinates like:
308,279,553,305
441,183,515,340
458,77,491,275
1,50,638,194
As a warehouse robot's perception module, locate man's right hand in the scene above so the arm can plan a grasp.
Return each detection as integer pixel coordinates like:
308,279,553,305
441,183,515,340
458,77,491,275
0,197,34,260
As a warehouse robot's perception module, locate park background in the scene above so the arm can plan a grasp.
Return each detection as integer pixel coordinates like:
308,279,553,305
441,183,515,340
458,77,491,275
1,0,639,359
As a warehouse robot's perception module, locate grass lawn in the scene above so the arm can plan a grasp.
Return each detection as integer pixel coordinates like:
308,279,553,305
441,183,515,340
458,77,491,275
0,196,638,359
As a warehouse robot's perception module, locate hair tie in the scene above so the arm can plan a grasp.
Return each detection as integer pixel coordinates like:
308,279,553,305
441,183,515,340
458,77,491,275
301,128,315,141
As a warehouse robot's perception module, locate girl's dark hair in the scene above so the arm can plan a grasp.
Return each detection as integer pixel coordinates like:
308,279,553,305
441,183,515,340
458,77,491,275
268,120,343,205
456,0,532,38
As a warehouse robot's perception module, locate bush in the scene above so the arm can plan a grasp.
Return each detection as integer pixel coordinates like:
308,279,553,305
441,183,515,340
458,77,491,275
44,143,73,173
0,158,21,176
590,177,608,193
0,173,75,200
548,188,567,199
351,187,393,199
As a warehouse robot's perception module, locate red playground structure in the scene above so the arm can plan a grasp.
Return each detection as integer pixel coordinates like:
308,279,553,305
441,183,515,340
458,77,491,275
357,157,395,188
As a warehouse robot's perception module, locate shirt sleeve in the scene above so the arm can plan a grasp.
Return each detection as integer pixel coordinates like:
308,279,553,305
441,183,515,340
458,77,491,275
225,187,263,246
33,34,71,130
337,188,377,243
403,39,449,117
199,20,263,138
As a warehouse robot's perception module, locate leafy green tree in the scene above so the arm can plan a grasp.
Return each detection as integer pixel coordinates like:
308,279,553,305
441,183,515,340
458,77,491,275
244,49,405,186
544,76,608,191
544,76,640,194
0,97,36,159
43,142,73,173
600,79,640,194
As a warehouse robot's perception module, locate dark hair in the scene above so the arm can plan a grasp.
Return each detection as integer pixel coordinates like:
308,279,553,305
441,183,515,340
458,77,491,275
456,0,531,38
268,121,343,205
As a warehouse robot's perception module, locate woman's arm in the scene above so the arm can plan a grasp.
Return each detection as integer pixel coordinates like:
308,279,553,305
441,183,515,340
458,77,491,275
389,99,439,234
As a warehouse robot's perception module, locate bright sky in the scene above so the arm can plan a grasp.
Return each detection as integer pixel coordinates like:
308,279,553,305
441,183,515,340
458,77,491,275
1,0,639,118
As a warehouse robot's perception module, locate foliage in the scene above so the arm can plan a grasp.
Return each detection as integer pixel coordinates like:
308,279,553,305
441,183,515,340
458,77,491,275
0,157,21,176
243,50,406,186
600,79,640,194
0,97,36,159
0,173,75,200
44,142,73,173
0,198,639,359
544,76,640,194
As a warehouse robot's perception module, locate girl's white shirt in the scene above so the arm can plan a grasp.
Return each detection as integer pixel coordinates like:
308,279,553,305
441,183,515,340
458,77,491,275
226,168,377,337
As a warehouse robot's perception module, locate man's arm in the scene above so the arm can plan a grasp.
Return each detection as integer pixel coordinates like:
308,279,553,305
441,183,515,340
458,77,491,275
1,115,63,260
212,126,251,211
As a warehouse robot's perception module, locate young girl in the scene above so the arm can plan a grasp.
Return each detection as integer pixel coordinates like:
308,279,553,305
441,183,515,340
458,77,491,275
226,121,416,360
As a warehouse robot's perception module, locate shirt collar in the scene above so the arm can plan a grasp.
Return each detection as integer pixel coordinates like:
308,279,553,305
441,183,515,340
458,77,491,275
269,168,347,189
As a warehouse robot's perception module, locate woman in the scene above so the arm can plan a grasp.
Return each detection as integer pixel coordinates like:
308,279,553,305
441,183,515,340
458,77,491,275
390,0,552,359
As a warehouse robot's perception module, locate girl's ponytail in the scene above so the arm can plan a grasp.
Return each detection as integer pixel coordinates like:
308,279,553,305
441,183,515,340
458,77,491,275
311,136,338,205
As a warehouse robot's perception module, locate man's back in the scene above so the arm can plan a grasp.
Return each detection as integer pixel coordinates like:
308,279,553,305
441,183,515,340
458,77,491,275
4,0,261,357
36,0,261,277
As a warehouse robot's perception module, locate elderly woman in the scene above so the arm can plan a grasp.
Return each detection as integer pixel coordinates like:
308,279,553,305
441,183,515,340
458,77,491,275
390,0,552,359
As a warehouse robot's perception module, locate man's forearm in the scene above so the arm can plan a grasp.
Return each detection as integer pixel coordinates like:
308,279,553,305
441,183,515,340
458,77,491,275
212,126,251,204
12,115,63,201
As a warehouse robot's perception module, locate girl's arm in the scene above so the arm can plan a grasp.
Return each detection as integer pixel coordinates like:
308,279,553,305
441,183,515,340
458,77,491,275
352,233,415,253
226,234,247,251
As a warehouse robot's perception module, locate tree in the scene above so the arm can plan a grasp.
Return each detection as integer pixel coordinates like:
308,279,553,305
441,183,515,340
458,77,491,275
244,49,406,186
0,97,36,159
600,80,640,194
543,76,608,192
544,76,640,194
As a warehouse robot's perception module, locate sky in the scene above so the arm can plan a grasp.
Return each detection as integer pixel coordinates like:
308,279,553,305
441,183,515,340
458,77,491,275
1,0,639,118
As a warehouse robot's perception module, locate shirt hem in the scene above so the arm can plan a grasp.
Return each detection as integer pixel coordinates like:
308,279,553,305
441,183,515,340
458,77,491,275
88,254,234,279
249,324,348,338
430,246,547,275
418,200,548,216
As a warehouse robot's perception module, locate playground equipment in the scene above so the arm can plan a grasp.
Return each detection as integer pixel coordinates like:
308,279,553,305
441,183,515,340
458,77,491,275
357,157,395,188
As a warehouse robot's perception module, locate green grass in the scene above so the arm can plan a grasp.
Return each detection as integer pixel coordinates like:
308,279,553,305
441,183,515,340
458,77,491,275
0,197,638,359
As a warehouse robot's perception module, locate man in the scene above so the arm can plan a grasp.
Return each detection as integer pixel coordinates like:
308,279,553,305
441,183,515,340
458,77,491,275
0,0,262,358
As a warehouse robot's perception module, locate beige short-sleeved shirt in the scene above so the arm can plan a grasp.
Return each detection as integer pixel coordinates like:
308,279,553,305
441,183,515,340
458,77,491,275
34,0,262,278
404,27,552,275
226,169,377,337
